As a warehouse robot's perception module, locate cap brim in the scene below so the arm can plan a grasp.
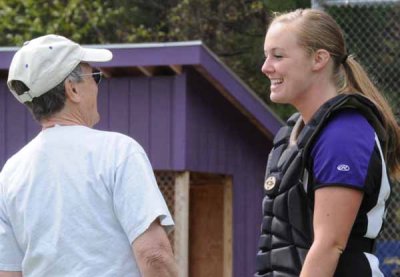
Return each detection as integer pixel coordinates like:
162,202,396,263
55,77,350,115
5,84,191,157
81,48,113,62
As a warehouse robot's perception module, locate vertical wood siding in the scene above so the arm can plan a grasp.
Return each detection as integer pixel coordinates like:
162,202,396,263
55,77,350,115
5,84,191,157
0,81,40,166
96,75,186,170
0,75,186,170
186,69,272,277
0,82,6,166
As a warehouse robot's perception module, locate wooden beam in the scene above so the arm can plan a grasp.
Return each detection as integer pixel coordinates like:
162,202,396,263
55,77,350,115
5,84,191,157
138,65,156,77
98,67,112,78
174,171,190,277
190,172,226,185
223,177,233,277
169,64,182,75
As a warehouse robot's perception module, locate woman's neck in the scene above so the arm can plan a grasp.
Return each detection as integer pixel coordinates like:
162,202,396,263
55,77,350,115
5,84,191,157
295,84,338,124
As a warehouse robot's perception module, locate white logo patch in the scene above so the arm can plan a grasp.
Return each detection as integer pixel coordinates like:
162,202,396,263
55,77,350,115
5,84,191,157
337,164,350,172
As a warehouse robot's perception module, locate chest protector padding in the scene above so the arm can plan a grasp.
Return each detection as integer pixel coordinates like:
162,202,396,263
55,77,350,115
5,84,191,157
255,94,386,277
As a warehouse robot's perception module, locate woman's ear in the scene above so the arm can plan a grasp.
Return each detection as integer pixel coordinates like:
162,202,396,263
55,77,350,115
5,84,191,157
64,80,80,103
312,49,331,71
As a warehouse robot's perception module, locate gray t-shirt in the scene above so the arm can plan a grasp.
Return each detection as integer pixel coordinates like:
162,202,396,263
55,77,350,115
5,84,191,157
0,125,173,276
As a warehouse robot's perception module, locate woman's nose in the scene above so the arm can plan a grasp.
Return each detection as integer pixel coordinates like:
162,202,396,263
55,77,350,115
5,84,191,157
261,58,274,75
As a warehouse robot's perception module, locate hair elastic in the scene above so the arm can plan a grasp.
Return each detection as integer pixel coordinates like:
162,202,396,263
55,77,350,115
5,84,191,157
342,54,348,64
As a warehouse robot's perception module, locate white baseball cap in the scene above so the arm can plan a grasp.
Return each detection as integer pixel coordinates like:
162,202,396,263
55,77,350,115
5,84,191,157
7,34,113,103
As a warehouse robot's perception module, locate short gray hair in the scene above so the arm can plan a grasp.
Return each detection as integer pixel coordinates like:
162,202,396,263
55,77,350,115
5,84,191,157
9,64,83,122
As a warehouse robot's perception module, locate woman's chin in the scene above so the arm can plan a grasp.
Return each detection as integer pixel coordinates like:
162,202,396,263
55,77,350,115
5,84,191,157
270,93,287,104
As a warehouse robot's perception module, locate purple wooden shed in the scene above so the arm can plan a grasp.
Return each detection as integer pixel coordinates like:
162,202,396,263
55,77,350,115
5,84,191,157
0,41,282,277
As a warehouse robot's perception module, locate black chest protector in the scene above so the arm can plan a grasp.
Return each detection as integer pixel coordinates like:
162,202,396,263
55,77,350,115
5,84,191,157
255,94,387,277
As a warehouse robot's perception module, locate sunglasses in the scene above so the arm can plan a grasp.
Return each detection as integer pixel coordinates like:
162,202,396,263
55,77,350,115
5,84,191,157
78,68,103,85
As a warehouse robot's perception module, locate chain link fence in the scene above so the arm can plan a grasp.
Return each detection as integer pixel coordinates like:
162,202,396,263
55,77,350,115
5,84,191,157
312,1,400,275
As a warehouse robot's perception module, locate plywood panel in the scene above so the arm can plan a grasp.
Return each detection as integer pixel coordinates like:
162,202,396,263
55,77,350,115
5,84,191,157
149,77,172,168
0,82,6,166
5,92,26,158
189,184,224,277
97,79,111,130
171,74,187,170
129,77,151,150
108,78,130,133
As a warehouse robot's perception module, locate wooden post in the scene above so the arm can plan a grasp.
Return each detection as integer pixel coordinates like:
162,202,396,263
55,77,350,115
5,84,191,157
223,177,233,277
174,171,190,277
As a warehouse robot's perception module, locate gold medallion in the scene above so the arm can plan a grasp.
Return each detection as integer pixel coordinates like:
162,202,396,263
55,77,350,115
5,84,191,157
264,176,276,190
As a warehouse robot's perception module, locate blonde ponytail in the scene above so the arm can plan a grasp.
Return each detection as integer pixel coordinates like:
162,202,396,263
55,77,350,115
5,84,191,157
340,55,400,181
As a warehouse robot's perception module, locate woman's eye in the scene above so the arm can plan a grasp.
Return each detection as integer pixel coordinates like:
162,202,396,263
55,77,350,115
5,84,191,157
263,54,283,60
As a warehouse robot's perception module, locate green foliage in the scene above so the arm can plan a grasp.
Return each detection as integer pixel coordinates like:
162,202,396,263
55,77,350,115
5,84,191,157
0,0,310,120
0,0,181,44
264,0,310,13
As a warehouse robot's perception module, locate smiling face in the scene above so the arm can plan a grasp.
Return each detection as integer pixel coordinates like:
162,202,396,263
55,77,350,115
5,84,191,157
262,22,315,107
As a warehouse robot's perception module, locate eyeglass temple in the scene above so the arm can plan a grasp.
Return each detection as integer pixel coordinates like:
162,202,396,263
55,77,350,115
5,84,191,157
79,72,102,76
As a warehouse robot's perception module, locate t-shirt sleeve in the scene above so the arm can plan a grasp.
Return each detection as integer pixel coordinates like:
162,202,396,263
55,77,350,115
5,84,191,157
112,151,174,244
310,111,376,191
0,185,23,271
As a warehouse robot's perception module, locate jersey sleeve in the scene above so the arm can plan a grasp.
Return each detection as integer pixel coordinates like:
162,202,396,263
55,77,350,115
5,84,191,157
310,110,377,191
0,184,23,271
112,151,174,244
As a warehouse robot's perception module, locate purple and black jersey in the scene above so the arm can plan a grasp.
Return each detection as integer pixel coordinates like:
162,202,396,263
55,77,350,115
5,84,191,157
308,109,390,277
311,109,376,190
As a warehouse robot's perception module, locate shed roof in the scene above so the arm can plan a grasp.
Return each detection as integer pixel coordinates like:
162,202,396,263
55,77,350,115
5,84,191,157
0,41,283,137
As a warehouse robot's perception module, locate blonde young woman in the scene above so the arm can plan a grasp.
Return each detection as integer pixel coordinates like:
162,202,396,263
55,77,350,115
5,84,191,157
255,9,400,277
